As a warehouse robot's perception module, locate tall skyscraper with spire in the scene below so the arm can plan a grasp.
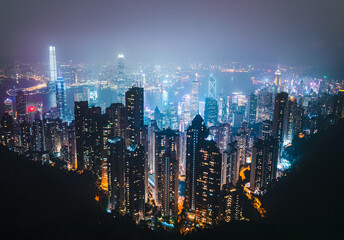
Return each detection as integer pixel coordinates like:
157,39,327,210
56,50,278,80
49,46,57,107
208,74,216,99
117,54,126,103
49,46,57,87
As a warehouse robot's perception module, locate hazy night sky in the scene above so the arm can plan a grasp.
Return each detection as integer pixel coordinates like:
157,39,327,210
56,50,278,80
1,0,344,66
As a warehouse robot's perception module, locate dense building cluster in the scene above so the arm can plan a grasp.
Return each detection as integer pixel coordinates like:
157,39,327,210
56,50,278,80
1,47,344,230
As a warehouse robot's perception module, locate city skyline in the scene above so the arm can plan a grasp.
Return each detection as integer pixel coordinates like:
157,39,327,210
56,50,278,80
1,0,343,238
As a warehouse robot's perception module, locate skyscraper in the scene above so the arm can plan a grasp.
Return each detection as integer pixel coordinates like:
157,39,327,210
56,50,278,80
117,54,126,103
0,113,14,148
260,120,273,140
221,141,239,187
16,90,26,123
74,101,89,170
107,138,126,213
154,128,179,218
182,94,192,127
248,93,257,126
49,46,57,94
4,98,14,118
204,97,218,127
117,54,125,82
56,77,67,121
106,103,126,139
283,97,297,146
191,77,200,118
220,185,241,222
274,68,282,94
209,123,231,153
194,139,221,225
167,101,178,130
333,90,344,123
125,144,146,222
185,115,209,211
250,137,278,191
125,87,144,146
208,74,216,99
272,92,288,144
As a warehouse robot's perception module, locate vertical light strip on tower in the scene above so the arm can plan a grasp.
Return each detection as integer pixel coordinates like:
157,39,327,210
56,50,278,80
49,46,57,83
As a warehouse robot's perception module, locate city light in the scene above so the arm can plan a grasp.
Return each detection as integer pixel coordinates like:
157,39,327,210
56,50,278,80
27,105,36,113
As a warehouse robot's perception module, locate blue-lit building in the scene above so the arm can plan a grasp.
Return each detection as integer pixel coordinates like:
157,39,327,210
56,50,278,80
56,77,67,121
204,97,218,127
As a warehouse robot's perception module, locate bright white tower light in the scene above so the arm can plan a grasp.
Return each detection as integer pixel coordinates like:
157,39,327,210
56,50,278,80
49,46,57,83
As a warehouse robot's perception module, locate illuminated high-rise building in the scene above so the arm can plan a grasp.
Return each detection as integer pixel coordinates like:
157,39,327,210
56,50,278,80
32,119,45,152
16,90,26,123
0,113,14,148
274,69,281,87
4,98,14,118
74,102,104,174
248,93,257,126
125,87,144,146
220,185,241,222
272,92,288,144
182,94,192,127
208,73,216,99
117,54,125,81
218,96,226,123
222,141,241,186
204,97,218,127
167,101,178,130
106,103,126,139
19,121,31,152
116,54,126,102
250,137,278,191
194,138,221,225
56,77,67,121
333,90,344,123
274,68,282,94
49,46,57,83
125,144,146,222
191,77,200,118
107,138,126,213
154,128,179,218
257,90,273,122
148,120,159,174
49,46,57,93
100,121,113,192
283,97,297,146
185,115,209,212
74,101,89,170
260,120,273,140
209,123,230,153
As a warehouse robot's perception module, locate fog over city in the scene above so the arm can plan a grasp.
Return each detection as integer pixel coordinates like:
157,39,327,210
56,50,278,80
1,0,344,67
